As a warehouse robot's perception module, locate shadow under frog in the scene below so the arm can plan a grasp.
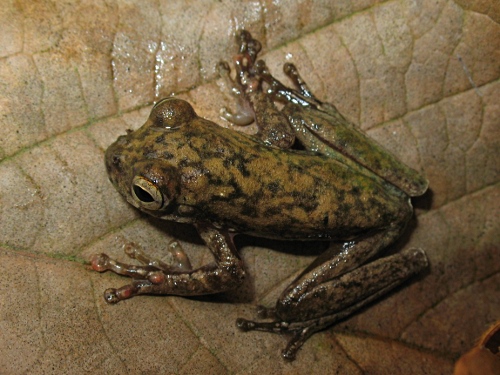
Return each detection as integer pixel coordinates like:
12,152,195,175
91,30,429,361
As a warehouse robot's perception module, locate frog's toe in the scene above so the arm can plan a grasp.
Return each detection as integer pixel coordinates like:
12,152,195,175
90,253,111,272
103,288,120,304
236,317,286,333
236,317,256,332
256,305,276,319
220,106,254,126
166,240,192,272
123,241,192,272
217,60,230,75
237,30,261,61
235,316,317,361
146,270,166,285
103,283,143,304
281,328,312,361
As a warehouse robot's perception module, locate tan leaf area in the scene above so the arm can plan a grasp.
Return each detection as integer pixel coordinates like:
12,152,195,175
1,0,499,373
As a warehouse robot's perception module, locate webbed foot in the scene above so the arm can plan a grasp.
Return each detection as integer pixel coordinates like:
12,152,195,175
236,315,323,361
217,30,264,126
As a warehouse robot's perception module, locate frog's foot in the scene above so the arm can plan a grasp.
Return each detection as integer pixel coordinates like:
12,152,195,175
236,29,262,64
226,30,262,92
91,225,246,304
255,60,323,109
217,61,255,126
236,290,399,361
91,241,192,274
236,315,328,361
217,46,263,126
282,63,317,101
236,303,336,361
90,241,193,303
128,241,193,272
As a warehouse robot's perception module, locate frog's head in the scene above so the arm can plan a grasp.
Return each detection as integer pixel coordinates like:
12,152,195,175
105,98,198,217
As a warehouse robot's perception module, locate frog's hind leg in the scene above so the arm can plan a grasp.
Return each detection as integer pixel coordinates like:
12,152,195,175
238,247,427,360
237,222,428,360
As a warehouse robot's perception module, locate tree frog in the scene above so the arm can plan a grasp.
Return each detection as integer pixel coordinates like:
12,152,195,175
91,30,429,360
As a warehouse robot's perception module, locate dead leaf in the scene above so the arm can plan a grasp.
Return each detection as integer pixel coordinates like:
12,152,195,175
1,0,499,374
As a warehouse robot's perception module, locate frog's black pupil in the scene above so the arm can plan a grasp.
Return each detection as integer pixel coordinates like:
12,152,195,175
134,185,155,202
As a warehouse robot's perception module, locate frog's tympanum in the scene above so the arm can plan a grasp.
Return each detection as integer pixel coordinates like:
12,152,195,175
91,31,429,360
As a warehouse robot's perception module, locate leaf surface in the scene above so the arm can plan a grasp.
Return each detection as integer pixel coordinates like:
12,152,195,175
1,1,499,373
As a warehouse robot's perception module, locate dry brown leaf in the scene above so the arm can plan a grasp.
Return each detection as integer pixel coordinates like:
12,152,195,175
1,0,499,374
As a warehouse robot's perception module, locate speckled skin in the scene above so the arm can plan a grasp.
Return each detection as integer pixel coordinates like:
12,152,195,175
91,30,429,361
106,98,410,240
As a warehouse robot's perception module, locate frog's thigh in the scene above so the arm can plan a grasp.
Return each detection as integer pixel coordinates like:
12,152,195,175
276,247,427,322
275,222,415,321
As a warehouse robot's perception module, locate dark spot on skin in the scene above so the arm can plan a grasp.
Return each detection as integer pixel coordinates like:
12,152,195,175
241,204,257,217
341,279,364,290
221,151,255,178
336,189,346,202
155,135,165,143
267,181,281,194
163,151,174,159
284,217,302,225
112,155,121,167
182,129,200,140
288,163,306,174
175,141,187,149
178,157,190,168
381,211,396,225
323,215,329,226
367,197,381,210
235,160,250,177
338,202,352,217
143,145,158,159
290,191,319,212
264,206,282,216
160,165,173,178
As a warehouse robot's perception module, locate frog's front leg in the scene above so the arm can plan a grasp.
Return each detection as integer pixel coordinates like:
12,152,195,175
91,223,245,304
237,221,428,361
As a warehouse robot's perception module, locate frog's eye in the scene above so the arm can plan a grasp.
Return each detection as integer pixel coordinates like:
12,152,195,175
131,176,164,210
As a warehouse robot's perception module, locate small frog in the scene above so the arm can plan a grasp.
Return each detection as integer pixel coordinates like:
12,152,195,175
91,30,429,360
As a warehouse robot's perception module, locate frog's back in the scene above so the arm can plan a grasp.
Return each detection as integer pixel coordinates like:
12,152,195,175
179,120,412,241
